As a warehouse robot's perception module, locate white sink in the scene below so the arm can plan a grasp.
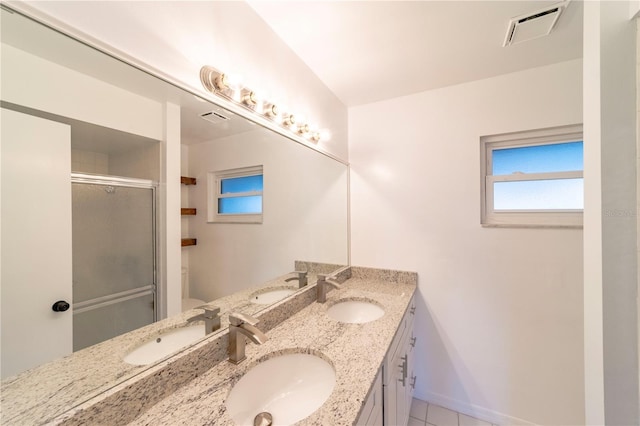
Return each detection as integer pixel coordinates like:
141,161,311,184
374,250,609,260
226,353,335,425
327,300,385,324
123,325,205,366
249,287,296,305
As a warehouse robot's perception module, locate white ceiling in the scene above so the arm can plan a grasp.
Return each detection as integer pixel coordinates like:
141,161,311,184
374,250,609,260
248,1,584,107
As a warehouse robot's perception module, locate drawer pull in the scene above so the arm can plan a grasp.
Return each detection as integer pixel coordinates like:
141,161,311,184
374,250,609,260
398,355,408,381
410,375,417,390
410,306,416,315
410,336,417,348
398,375,406,387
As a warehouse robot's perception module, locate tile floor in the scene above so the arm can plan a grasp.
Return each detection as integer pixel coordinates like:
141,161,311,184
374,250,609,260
408,398,498,426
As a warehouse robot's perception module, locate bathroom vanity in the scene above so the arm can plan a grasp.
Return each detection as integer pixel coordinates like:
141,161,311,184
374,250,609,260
4,266,416,425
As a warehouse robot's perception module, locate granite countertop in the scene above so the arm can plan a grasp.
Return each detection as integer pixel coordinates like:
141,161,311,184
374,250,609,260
128,269,417,426
1,264,334,426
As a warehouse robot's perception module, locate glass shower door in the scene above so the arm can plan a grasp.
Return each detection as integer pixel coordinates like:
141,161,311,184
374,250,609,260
71,175,156,351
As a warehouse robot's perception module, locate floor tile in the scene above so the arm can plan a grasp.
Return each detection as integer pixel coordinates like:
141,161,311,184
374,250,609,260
427,403,459,426
410,398,429,421
459,413,492,426
408,416,426,426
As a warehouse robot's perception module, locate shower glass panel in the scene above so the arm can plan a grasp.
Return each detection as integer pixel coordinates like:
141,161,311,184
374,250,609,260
71,176,156,352
73,295,154,350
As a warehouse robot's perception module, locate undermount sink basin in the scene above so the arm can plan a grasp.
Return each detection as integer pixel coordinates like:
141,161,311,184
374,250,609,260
226,353,335,425
327,300,385,324
123,325,205,366
249,287,296,305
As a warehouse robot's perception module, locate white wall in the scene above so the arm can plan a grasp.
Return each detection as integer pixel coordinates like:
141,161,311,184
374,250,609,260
582,3,605,423
187,130,348,302
160,102,183,318
15,0,348,162
349,59,584,425
638,18,640,419
583,2,639,425
1,44,163,140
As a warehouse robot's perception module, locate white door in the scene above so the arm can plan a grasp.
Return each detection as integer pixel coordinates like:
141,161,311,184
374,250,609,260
1,108,73,379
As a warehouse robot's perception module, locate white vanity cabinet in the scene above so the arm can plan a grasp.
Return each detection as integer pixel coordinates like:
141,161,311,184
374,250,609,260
357,295,416,426
383,296,416,426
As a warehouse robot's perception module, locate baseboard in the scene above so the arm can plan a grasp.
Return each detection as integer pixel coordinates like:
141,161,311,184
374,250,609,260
417,390,539,426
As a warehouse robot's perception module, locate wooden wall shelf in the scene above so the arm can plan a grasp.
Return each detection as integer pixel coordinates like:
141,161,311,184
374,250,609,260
181,238,197,247
181,177,197,246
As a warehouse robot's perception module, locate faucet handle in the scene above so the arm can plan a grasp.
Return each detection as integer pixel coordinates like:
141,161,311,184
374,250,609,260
293,270,308,277
318,274,342,288
196,305,221,317
229,312,260,326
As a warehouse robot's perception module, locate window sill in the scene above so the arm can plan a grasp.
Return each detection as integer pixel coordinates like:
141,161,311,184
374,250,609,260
481,223,583,229
207,214,262,224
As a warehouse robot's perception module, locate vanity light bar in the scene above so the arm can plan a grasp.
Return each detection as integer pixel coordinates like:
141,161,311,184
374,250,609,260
199,65,326,143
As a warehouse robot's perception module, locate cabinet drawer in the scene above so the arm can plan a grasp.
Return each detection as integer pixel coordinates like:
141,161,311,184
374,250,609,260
383,294,417,426
383,295,415,386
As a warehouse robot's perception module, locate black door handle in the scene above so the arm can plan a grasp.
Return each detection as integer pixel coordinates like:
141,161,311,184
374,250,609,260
52,300,70,312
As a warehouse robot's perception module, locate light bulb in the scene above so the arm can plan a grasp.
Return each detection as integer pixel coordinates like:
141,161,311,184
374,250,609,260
263,103,279,118
241,91,258,106
297,123,310,134
214,73,229,90
282,114,296,127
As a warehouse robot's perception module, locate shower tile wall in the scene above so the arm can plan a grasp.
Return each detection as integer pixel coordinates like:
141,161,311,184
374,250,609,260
110,144,160,180
71,149,109,174
71,145,160,180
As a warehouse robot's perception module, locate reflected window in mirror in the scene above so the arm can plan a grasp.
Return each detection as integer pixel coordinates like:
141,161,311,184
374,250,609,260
208,165,263,223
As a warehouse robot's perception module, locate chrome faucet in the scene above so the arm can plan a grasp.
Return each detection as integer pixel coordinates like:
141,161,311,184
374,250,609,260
186,305,221,335
316,273,342,303
228,312,268,364
285,270,308,288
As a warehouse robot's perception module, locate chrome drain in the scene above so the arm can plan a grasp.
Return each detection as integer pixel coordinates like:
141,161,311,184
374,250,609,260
253,412,273,426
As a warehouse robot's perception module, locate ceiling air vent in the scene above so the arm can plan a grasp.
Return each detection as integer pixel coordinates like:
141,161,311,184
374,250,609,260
199,110,230,124
503,1,568,47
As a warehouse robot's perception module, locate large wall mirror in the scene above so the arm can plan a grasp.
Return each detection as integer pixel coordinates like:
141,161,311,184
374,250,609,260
0,5,348,422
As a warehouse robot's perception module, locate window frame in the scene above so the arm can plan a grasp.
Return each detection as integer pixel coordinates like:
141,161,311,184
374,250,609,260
480,124,583,228
207,165,263,223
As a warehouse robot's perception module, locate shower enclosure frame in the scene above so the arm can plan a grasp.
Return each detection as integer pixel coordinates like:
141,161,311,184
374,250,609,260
70,173,158,325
